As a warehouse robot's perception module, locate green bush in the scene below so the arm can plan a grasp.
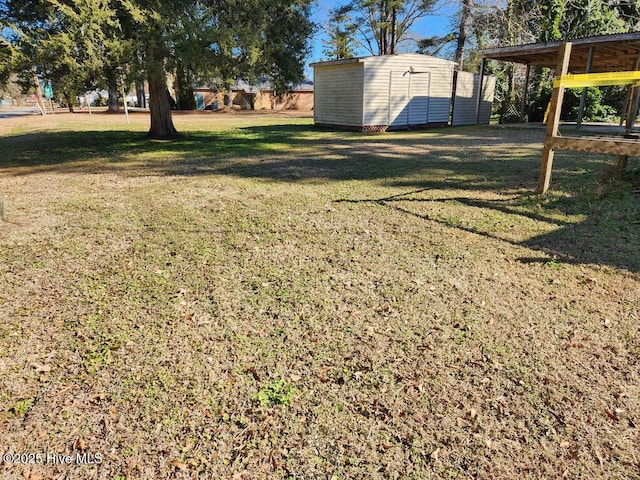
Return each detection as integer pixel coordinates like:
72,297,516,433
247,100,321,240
561,87,617,122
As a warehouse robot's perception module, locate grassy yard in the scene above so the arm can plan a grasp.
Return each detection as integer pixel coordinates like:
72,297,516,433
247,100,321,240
0,110,638,479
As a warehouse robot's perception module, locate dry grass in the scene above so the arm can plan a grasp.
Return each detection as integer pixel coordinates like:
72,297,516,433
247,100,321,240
0,111,639,480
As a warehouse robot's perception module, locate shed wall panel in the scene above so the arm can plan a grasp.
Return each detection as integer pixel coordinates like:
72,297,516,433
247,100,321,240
362,54,454,127
479,76,497,124
452,72,496,126
313,63,364,126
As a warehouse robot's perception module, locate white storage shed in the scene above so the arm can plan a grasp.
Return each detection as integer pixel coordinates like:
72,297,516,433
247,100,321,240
311,53,495,131
311,53,456,131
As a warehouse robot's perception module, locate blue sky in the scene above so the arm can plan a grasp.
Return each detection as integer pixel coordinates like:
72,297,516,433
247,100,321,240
305,0,456,76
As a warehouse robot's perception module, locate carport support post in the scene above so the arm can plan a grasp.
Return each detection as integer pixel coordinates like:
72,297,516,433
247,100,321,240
576,46,594,128
538,42,572,194
620,88,632,126
474,58,486,125
617,53,640,173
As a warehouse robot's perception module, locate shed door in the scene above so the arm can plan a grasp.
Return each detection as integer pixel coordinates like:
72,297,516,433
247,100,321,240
408,73,430,126
388,71,430,128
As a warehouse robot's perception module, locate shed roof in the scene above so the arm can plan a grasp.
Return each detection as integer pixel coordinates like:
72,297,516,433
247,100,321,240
309,53,455,68
479,32,640,73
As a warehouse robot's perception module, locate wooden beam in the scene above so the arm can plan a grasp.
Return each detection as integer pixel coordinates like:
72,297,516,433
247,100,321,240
620,87,632,126
539,42,572,194
550,136,640,157
618,53,640,172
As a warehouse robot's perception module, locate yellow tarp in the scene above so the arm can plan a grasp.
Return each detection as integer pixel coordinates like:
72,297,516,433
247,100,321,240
553,71,640,88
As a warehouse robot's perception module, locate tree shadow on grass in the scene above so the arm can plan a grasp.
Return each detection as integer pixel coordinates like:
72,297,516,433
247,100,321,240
521,178,640,272
0,128,296,172
2,123,637,272
335,177,640,273
0,124,540,190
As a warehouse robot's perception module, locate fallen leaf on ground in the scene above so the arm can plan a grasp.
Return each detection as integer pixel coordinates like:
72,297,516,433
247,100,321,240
605,409,619,422
30,363,51,373
169,460,187,471
430,448,440,461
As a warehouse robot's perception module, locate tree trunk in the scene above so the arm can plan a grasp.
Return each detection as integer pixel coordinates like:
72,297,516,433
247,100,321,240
390,5,396,54
136,81,146,108
32,66,46,115
147,66,179,139
224,82,234,108
108,87,120,112
454,0,473,71
64,92,74,112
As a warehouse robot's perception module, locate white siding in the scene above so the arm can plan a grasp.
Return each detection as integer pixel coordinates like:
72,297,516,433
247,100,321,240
451,72,497,126
408,73,430,125
313,63,364,127
388,71,409,127
480,76,497,125
388,71,431,128
362,54,454,127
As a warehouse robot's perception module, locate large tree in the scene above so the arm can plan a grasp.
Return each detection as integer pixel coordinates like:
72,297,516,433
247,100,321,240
41,0,120,111
2,0,122,111
201,0,313,109
418,0,475,69
116,0,313,137
0,34,13,87
328,0,437,56
2,0,314,138
323,5,358,60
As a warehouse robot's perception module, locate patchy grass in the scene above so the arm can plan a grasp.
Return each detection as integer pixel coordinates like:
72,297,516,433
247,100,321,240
0,111,639,479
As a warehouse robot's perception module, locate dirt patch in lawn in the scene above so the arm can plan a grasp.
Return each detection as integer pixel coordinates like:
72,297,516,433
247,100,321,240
0,113,639,479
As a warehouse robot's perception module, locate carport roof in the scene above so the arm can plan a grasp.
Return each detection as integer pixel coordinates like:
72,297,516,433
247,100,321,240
479,32,640,73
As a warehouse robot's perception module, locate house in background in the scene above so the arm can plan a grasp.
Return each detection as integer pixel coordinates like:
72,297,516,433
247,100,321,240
193,78,314,111
311,53,495,131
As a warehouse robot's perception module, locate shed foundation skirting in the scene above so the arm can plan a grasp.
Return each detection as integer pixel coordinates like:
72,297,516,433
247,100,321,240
315,122,449,133
386,122,449,131
314,123,369,132
362,125,389,133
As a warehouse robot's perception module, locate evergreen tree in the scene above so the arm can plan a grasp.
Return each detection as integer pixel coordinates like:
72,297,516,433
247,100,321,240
331,0,437,56
0,33,14,87
323,6,357,60
118,0,313,136
1,0,313,137
2,0,124,112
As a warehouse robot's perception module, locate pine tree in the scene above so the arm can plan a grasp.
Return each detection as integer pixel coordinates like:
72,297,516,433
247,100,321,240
332,0,436,56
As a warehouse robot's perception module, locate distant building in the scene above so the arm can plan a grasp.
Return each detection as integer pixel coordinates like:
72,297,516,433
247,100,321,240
193,78,314,111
